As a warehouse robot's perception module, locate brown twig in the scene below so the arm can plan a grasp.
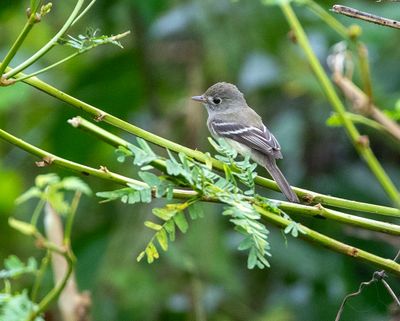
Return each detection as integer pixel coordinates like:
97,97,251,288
331,5,400,30
44,203,91,321
332,73,400,142
335,249,400,321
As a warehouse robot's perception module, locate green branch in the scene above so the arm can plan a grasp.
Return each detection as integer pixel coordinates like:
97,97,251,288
3,0,85,80
68,116,400,237
277,201,400,236
29,250,74,321
12,31,131,83
0,65,395,215
280,2,400,206
0,128,145,188
357,43,373,101
70,116,400,219
0,8,39,77
71,0,96,26
1,126,399,274
254,205,400,276
305,0,349,39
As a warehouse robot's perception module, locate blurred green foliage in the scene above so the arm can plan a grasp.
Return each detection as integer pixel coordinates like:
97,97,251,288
0,0,399,320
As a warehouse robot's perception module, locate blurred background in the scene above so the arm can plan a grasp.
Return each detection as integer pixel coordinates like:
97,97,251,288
0,0,399,320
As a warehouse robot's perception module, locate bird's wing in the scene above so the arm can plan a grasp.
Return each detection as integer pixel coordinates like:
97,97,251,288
209,119,281,157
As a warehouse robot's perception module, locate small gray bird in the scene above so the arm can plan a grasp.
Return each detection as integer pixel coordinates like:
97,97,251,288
192,82,299,203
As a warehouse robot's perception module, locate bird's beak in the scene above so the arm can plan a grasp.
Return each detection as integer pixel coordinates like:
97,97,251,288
191,95,206,103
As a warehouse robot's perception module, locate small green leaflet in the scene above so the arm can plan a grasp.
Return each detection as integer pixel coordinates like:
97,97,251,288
138,203,194,263
0,256,37,279
0,290,44,321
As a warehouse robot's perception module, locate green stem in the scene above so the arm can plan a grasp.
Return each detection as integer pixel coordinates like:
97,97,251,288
305,0,349,39
0,12,38,77
280,2,400,206
357,43,373,101
31,251,50,302
13,31,130,83
29,251,74,320
64,191,81,245
254,205,400,276
340,112,387,132
0,128,146,188
278,201,400,236
330,112,400,151
70,116,400,219
1,127,399,272
3,0,85,80
16,52,80,83
30,198,46,227
71,0,96,26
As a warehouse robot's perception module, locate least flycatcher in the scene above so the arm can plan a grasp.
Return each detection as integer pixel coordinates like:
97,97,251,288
192,82,299,203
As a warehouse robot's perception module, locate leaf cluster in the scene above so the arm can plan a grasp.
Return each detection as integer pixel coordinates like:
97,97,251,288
0,256,42,321
0,290,43,321
0,256,37,280
16,173,91,216
98,138,301,269
58,28,124,52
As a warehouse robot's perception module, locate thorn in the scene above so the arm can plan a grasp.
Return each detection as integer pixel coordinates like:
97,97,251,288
34,13,42,23
302,193,314,204
315,203,323,210
94,113,106,122
373,270,387,281
0,77,15,87
35,238,45,249
348,247,359,257
287,29,297,44
99,166,109,173
357,135,370,147
35,156,54,167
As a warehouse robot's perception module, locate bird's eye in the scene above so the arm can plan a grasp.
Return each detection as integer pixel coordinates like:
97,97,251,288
213,97,221,105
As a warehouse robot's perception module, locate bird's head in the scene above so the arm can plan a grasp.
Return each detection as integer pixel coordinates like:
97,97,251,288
191,82,246,114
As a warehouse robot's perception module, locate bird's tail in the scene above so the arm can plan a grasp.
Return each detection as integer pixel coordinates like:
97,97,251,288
262,156,299,203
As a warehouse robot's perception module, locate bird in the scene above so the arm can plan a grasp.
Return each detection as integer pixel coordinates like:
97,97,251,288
191,82,299,203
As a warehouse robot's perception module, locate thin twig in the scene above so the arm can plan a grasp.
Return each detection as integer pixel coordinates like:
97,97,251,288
335,271,383,321
335,249,400,320
332,73,400,142
306,0,349,39
31,251,51,302
381,279,400,307
13,31,130,83
331,5,400,30
64,191,81,245
44,202,91,321
71,0,97,26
